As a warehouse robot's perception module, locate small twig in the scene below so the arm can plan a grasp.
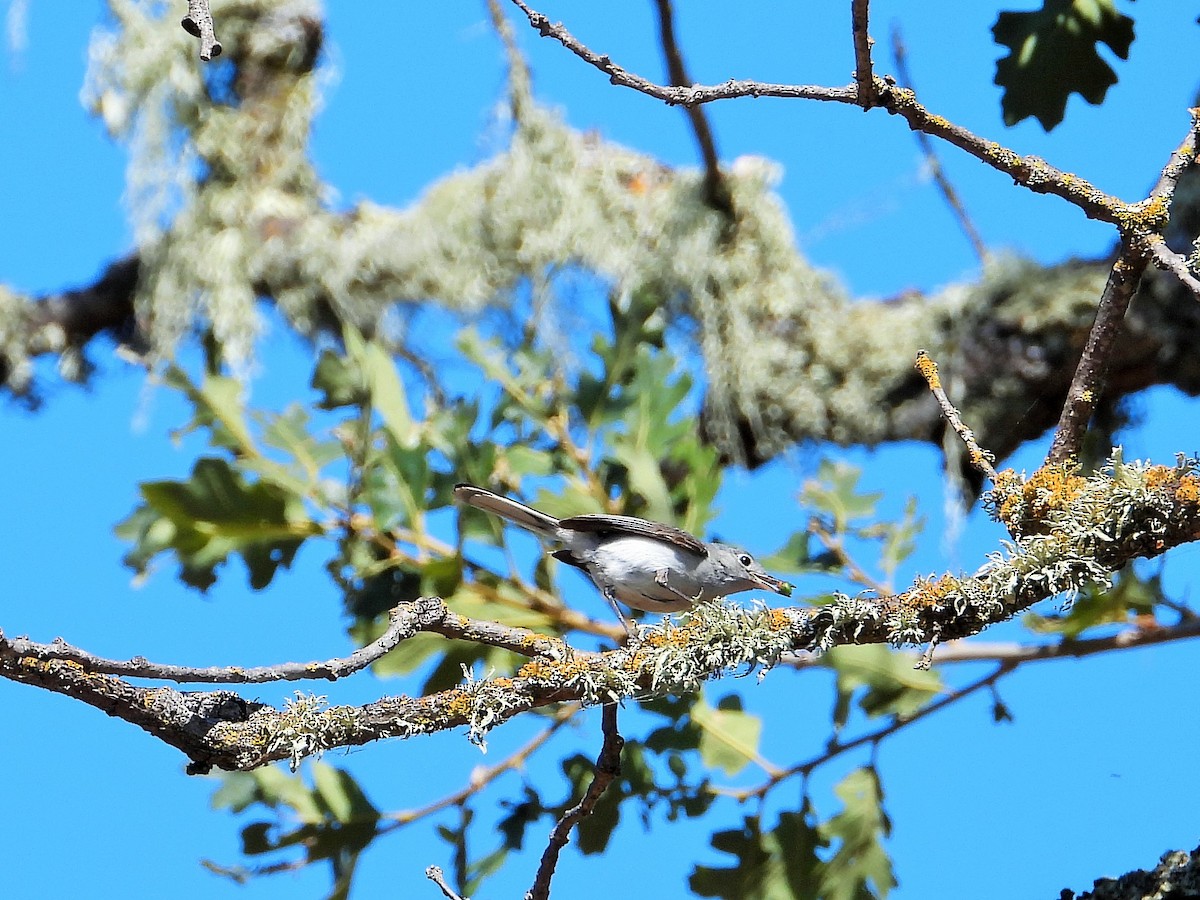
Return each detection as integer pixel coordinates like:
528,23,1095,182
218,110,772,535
486,0,533,120
890,25,987,263
850,0,877,108
928,616,1200,664
1146,108,1200,204
426,866,467,900
181,0,223,61
651,0,733,214
808,517,889,594
526,703,624,900
1047,243,1146,465
505,0,1129,224
914,350,998,481
1148,239,1200,299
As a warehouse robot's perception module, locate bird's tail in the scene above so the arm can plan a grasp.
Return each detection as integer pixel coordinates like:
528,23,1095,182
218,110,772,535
453,484,560,538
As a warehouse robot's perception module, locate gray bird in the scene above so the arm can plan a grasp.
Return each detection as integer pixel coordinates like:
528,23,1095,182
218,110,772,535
453,483,792,632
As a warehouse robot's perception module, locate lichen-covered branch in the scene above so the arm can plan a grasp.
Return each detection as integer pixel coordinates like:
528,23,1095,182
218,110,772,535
5,4,1200,475
3,454,1199,774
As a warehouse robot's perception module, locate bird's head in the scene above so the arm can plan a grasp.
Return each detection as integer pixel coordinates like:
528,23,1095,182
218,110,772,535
710,543,793,597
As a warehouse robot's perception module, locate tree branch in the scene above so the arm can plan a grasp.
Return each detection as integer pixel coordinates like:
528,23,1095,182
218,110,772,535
890,24,987,263
716,663,1011,802
1,596,572,684
1047,241,1147,464
525,702,623,900
651,0,732,214
850,0,877,108
505,0,1130,224
4,458,1199,774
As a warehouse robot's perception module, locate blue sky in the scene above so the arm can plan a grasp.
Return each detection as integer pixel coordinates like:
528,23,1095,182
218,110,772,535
3,2,1200,898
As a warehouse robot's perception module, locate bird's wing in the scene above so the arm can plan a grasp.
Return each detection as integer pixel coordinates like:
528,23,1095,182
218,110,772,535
556,514,708,556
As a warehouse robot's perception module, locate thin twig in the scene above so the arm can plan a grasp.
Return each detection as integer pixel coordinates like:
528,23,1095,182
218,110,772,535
850,0,877,108
927,616,1200,664
486,0,534,120
1047,243,1147,465
426,866,467,900
914,350,998,481
1146,108,1200,204
651,0,732,214
181,0,222,60
1148,239,1200,299
526,703,624,900
808,517,890,594
890,25,987,263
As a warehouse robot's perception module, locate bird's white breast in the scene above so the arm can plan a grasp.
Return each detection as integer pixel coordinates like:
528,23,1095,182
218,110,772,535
577,535,705,612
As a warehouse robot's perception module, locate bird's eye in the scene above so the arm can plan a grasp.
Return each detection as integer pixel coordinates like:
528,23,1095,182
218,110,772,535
738,554,753,567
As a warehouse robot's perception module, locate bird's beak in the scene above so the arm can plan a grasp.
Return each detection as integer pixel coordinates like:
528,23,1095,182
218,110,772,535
752,572,794,597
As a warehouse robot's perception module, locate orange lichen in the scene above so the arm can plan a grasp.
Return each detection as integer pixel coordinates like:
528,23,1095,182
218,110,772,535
914,350,940,390
1175,475,1200,506
904,574,961,610
995,464,1086,532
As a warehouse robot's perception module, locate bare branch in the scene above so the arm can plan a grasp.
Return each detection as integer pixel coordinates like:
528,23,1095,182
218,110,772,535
526,703,623,900
1047,242,1147,465
890,25,987,263
932,616,1200,664
850,0,877,108
181,0,223,60
505,0,1129,224
1,597,572,684
1148,238,1200,299
651,0,732,214
915,350,998,482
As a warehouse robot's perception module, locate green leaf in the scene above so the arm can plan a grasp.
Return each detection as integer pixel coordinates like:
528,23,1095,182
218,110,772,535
689,810,825,899
1024,566,1160,637
692,694,763,777
878,497,922,579
164,365,256,453
312,763,379,825
824,645,942,729
818,768,895,900
119,456,316,591
346,327,420,449
993,0,1135,131
803,461,880,530
312,348,368,409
